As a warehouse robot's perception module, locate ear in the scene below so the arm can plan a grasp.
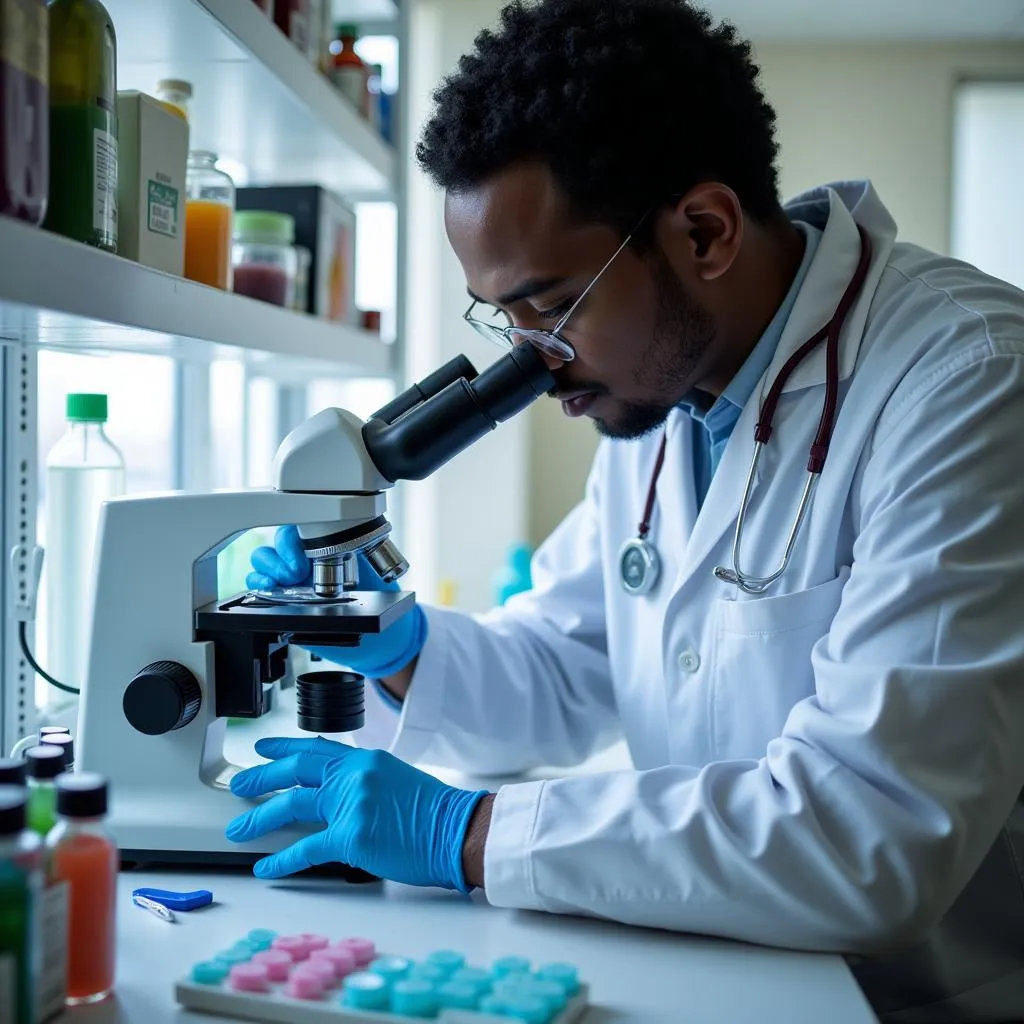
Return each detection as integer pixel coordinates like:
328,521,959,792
656,183,743,282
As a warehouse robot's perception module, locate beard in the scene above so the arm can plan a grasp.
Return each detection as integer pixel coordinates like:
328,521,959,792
593,252,716,441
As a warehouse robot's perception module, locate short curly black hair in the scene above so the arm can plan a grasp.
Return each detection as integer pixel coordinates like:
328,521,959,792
417,0,782,237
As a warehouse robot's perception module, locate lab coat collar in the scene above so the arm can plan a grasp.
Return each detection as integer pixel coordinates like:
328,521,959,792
673,182,897,591
762,180,898,398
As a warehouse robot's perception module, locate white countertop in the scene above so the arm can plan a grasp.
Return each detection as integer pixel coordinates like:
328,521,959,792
57,868,877,1024
49,689,878,1023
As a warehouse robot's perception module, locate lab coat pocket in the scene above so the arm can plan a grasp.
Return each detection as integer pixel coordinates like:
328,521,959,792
710,568,849,759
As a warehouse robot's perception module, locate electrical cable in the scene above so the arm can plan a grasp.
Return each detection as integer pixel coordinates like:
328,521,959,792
18,620,79,695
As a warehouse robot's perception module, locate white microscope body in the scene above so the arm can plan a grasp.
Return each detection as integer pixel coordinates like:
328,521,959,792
76,409,408,866
73,345,554,867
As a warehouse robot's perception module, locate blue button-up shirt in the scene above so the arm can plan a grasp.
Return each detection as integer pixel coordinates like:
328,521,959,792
678,222,822,509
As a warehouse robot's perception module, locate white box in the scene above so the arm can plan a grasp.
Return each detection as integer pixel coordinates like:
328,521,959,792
116,91,188,274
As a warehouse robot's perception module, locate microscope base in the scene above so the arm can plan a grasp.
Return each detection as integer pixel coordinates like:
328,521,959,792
120,848,378,884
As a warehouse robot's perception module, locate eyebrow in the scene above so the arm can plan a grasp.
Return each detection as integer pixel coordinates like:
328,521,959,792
467,276,567,308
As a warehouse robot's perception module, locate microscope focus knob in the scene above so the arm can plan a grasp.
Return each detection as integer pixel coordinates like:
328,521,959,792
123,661,202,736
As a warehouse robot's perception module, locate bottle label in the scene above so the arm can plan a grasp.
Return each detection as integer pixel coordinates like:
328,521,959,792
0,954,14,1024
0,0,48,86
92,128,118,242
332,67,366,112
35,882,68,1023
147,178,179,239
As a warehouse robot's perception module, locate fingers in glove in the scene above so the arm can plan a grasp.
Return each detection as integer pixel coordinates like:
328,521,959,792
252,831,335,879
230,751,335,798
226,786,322,842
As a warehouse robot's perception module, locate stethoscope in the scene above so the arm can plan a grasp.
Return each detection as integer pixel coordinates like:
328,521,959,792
619,225,872,597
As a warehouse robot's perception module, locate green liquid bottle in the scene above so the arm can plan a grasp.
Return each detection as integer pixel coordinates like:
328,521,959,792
44,0,118,251
23,746,65,837
0,786,43,1024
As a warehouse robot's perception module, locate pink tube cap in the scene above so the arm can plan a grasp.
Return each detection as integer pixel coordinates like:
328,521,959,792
295,959,336,986
300,933,330,952
336,938,375,966
252,949,292,981
229,963,270,993
272,935,310,962
311,947,357,979
285,971,324,1000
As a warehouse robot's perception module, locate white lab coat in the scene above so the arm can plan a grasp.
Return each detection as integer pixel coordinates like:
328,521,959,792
361,181,1024,1021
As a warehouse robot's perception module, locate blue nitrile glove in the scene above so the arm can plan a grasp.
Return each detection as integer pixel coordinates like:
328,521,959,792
226,736,488,890
246,525,427,679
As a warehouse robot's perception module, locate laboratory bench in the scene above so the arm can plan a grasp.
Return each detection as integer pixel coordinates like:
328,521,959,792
59,867,878,1024
42,694,878,1022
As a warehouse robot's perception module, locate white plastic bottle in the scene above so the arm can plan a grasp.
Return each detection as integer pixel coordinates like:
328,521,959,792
44,394,125,694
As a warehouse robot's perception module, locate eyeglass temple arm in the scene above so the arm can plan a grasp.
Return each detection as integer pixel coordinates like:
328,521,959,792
553,232,636,334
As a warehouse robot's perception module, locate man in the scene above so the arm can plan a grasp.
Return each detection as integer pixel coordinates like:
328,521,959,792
226,1,1024,1019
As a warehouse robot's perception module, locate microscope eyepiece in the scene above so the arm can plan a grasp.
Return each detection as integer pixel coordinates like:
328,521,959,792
362,344,555,483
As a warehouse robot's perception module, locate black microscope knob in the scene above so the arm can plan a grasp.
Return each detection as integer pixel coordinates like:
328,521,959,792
123,661,202,736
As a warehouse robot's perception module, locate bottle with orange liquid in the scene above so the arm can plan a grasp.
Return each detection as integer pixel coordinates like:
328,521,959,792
185,151,234,290
47,773,117,1006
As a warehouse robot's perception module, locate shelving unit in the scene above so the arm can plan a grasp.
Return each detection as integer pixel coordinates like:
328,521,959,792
110,0,396,196
0,0,410,753
0,217,393,378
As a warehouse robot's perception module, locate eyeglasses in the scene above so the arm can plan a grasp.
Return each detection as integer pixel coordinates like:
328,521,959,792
462,228,639,363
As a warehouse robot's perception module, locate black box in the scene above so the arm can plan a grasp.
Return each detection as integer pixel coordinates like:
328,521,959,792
235,184,357,323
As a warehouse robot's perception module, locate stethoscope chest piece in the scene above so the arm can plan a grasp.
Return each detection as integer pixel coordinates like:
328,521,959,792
619,537,661,596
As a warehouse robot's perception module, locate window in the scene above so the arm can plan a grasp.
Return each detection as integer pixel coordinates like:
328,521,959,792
952,80,1024,289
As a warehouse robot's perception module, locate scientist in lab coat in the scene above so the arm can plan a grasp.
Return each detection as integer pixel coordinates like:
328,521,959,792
225,0,1024,1019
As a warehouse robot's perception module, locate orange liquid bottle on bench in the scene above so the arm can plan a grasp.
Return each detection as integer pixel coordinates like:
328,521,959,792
47,773,117,1005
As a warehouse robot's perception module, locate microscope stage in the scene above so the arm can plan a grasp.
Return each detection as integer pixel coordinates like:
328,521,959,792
195,590,415,636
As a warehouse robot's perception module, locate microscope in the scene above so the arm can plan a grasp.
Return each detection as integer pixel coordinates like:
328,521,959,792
75,345,553,869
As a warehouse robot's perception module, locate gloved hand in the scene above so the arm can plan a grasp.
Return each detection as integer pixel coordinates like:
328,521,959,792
226,736,488,890
246,525,427,679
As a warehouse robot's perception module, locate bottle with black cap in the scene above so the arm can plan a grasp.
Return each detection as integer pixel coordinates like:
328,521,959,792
39,733,74,772
38,726,70,744
23,745,66,837
0,785,43,1024
0,757,27,786
48,772,116,1005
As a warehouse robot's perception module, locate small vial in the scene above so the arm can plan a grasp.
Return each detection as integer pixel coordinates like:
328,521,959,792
23,745,66,836
38,726,71,742
47,772,117,1005
39,734,74,771
0,758,27,786
0,786,43,1024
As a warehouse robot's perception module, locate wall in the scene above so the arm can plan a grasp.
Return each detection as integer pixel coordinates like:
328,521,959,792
525,41,1024,548
403,0,531,613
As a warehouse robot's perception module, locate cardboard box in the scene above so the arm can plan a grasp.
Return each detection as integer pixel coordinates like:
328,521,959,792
235,185,357,324
116,91,188,274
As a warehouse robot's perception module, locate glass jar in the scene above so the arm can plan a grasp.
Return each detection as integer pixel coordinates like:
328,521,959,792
155,78,191,123
0,0,49,225
232,211,298,307
185,151,234,290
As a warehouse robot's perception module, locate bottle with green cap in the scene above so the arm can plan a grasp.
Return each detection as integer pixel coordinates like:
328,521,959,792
43,394,125,699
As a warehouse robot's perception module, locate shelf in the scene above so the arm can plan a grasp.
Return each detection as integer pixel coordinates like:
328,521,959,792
108,0,395,199
0,217,394,380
